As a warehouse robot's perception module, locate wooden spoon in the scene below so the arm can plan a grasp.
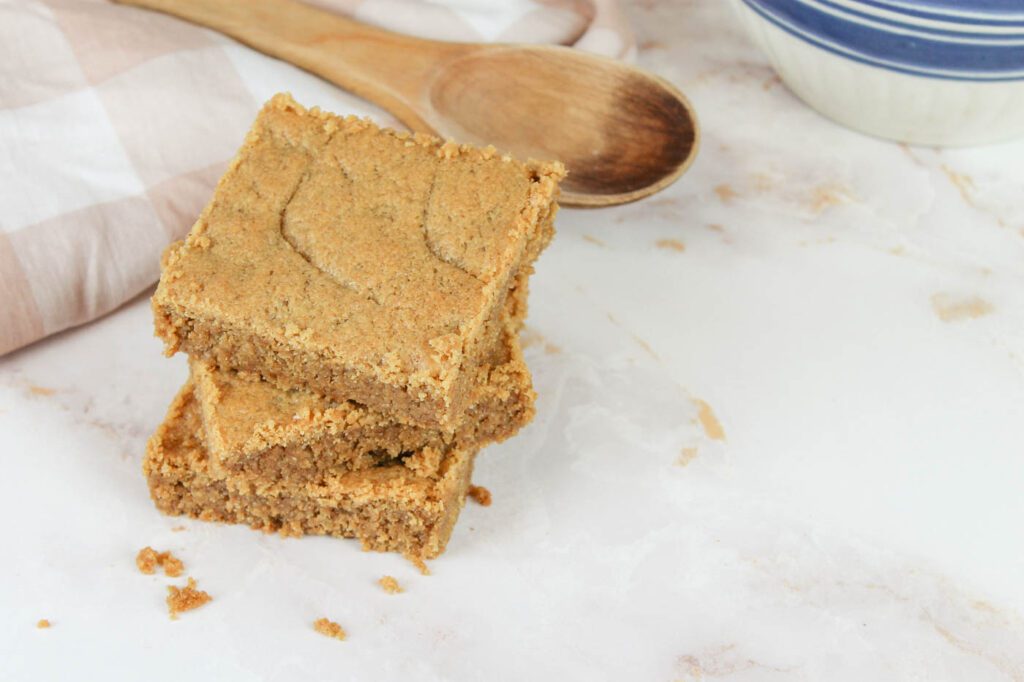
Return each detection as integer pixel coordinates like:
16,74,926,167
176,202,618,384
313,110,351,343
115,0,700,206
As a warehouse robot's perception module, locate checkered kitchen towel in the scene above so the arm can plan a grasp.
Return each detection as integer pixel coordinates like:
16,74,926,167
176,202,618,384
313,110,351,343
0,0,633,357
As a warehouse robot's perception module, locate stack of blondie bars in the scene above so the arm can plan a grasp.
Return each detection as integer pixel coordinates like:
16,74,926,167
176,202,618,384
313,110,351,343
143,94,564,561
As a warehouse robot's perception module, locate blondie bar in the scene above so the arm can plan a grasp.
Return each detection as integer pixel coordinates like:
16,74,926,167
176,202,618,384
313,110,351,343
190,319,533,488
145,383,477,560
153,93,563,430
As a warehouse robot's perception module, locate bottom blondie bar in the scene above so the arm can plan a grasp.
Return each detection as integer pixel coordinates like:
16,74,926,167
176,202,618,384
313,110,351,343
145,384,476,560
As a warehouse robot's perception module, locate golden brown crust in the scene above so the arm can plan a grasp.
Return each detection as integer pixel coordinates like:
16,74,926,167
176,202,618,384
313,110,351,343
152,93,562,430
144,382,477,560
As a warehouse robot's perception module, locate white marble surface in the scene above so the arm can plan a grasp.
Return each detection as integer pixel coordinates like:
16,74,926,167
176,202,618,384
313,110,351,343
3,2,1024,680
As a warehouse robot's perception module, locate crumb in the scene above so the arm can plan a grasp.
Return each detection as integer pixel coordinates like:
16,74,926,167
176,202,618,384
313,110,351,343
378,576,403,594
161,554,184,578
136,547,158,574
166,578,212,619
313,617,347,641
407,555,431,576
582,234,607,248
36,619,51,629
171,525,186,532
29,385,56,396
136,546,185,577
468,485,492,507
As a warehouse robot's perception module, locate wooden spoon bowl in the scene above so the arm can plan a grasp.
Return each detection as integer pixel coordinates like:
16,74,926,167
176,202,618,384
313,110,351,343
428,46,698,205
116,0,700,206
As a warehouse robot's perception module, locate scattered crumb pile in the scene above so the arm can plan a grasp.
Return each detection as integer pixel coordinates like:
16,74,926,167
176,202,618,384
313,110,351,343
136,546,184,577
468,485,492,507
166,578,212,619
378,576,403,594
313,617,347,641
36,619,51,629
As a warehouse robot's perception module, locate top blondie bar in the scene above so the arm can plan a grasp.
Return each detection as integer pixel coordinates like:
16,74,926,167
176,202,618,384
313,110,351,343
153,93,564,430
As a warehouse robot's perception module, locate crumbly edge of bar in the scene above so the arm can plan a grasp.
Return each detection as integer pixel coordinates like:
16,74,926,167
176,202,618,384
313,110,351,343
143,382,475,560
441,193,556,416
153,93,562,431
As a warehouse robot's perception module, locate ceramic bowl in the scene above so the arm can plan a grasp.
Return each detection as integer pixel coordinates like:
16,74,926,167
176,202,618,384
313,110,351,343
729,0,1024,146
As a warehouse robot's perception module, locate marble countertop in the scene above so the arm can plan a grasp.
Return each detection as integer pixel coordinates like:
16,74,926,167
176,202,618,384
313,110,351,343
3,2,1023,680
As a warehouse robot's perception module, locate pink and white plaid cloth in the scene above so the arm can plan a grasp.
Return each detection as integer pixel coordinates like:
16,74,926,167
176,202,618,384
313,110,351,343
0,0,632,356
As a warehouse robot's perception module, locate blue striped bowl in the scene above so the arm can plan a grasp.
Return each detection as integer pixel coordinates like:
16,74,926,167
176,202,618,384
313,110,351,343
730,0,1024,145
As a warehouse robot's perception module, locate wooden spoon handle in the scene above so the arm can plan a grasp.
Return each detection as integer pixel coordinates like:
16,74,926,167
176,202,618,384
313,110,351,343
116,0,468,131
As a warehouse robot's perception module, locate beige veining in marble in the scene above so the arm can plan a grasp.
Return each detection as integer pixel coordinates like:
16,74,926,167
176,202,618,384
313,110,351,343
2,0,1023,679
